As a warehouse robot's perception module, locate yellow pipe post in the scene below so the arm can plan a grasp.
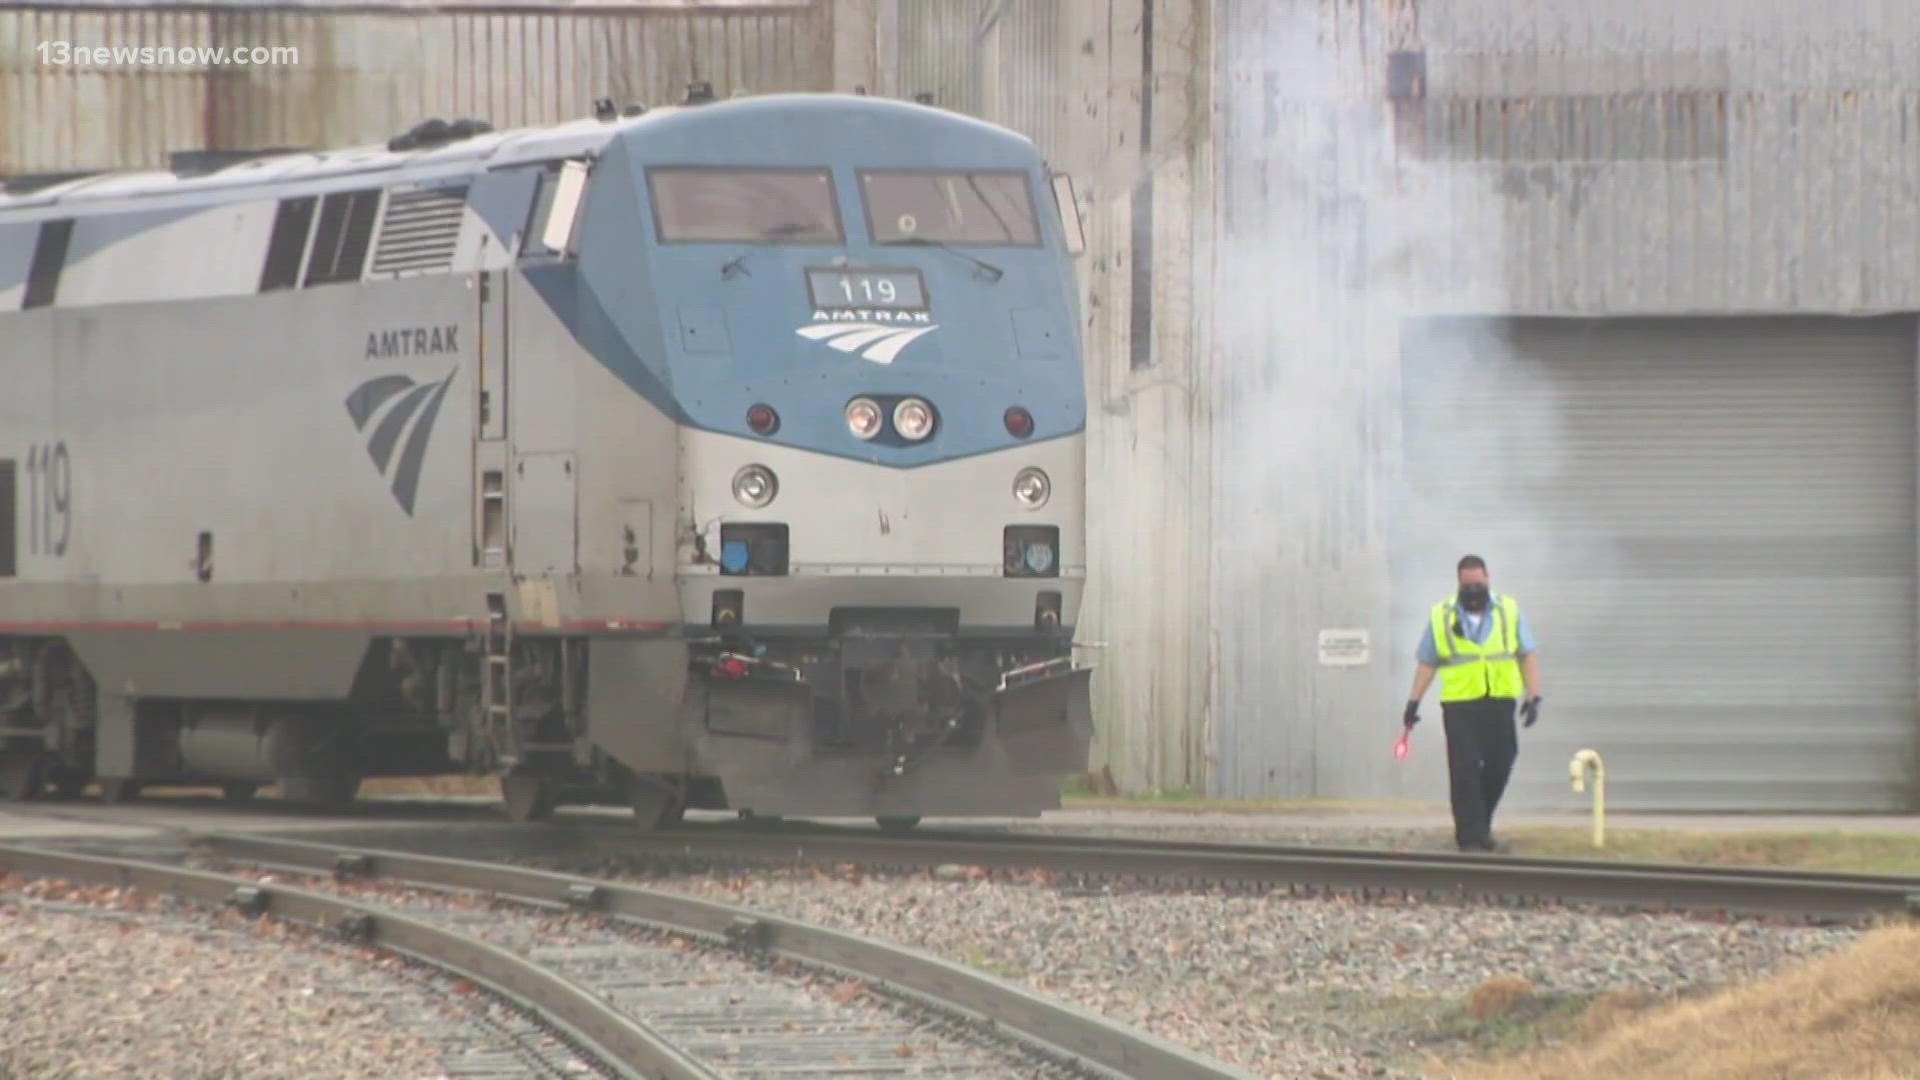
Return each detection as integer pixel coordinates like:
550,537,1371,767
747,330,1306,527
1568,749,1606,849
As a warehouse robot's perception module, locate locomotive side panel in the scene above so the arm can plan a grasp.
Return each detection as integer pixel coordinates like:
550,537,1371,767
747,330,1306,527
2,274,490,697
515,267,682,620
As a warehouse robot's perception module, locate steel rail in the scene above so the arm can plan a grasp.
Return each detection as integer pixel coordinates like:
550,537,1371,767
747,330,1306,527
196,830,1257,1080
593,826,1920,921
0,842,715,1080
920,826,1920,885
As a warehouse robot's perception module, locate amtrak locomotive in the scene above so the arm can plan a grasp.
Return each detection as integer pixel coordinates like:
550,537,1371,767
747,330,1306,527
0,88,1094,828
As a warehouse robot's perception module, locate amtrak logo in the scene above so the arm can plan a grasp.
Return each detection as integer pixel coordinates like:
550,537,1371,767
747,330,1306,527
795,319,939,365
344,369,457,516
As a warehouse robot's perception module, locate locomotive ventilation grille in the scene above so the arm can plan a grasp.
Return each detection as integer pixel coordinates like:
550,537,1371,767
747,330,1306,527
370,186,468,276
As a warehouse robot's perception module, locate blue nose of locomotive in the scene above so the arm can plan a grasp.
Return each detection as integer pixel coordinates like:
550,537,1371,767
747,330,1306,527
559,93,1087,466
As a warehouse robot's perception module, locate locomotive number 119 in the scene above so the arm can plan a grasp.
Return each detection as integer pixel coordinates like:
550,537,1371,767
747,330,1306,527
805,268,928,312
26,441,71,558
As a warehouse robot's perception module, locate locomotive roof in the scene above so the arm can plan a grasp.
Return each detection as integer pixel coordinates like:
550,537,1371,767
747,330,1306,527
0,94,1028,219
0,114,650,215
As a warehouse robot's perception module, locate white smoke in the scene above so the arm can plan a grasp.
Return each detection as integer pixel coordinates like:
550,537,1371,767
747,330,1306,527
1206,3,1626,805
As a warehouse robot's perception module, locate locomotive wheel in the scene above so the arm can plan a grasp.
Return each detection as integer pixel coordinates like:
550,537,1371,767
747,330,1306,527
0,752,44,801
50,769,88,801
500,775,556,823
98,778,141,804
876,815,921,834
221,783,259,804
629,782,686,831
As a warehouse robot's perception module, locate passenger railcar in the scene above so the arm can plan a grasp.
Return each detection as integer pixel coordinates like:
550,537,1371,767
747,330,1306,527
0,88,1094,827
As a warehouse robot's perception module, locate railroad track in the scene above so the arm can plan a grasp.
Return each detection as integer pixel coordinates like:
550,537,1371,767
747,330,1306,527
165,831,1251,1080
0,841,660,1078
545,820,1920,922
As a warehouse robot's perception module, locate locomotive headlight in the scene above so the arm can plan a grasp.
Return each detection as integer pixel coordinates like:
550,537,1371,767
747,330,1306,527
1012,467,1051,509
893,398,934,441
1023,540,1056,574
846,397,883,440
731,464,778,508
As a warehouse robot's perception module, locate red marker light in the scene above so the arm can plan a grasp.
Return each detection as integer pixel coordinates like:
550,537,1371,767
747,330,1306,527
746,404,779,436
1004,406,1034,439
715,657,749,679
1393,731,1411,760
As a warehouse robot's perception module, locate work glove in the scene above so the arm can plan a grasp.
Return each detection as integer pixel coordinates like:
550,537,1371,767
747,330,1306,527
1520,696,1543,728
1402,701,1420,728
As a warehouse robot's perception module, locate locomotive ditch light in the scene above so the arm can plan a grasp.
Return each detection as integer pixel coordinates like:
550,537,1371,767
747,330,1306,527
732,464,778,508
893,398,934,441
1012,467,1050,509
846,397,883,440
746,403,779,436
1004,406,1034,438
1004,525,1060,579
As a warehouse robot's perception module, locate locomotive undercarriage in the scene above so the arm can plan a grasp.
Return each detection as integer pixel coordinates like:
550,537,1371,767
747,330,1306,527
0,640,97,801
0,622,1091,829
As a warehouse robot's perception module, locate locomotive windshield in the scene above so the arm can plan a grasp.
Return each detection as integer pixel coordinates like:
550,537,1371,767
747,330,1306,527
647,166,843,243
858,170,1041,247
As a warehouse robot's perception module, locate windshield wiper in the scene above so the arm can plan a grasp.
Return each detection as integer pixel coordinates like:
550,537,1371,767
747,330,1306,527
880,237,1004,282
720,223,827,280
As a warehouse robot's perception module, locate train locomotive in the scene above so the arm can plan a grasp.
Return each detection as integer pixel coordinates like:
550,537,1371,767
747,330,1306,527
0,87,1094,829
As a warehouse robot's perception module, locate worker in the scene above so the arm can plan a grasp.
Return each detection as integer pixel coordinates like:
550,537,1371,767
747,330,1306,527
1402,554,1542,852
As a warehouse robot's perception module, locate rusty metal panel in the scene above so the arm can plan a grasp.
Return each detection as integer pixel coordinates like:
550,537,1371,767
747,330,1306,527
1,1,828,174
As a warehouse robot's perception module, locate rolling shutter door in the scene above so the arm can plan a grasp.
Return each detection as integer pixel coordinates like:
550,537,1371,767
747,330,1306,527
1398,317,1918,811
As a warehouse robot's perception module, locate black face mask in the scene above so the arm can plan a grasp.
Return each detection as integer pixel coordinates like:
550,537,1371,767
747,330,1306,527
1457,584,1490,612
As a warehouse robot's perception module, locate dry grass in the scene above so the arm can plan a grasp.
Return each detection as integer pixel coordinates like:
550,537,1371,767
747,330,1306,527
1466,976,1535,1021
1504,827,1920,876
1431,925,1920,1080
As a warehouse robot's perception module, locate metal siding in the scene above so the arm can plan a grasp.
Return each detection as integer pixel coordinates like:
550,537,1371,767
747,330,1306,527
1210,0,1398,800
1049,0,1213,793
1398,317,1919,811
893,0,1057,160
1393,0,1920,314
0,3,829,174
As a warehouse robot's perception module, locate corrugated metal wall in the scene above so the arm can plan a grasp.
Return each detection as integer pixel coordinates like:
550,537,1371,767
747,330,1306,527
1207,0,1920,805
1050,0,1214,793
0,0,832,173
895,0,1057,165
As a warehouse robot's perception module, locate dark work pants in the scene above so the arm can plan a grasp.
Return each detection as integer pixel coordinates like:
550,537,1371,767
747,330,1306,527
1440,697,1518,849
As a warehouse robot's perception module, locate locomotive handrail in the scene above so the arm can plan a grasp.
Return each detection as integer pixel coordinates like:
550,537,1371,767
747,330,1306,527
997,655,1078,690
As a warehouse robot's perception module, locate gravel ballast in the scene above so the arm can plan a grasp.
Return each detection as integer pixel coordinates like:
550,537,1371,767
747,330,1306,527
215,866,1095,1079
0,874,603,1080
546,859,1864,1080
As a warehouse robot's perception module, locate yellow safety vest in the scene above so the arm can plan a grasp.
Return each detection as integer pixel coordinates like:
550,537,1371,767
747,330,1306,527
1430,594,1524,702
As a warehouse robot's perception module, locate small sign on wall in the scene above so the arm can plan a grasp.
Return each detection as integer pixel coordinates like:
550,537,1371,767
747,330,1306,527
1317,629,1370,667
